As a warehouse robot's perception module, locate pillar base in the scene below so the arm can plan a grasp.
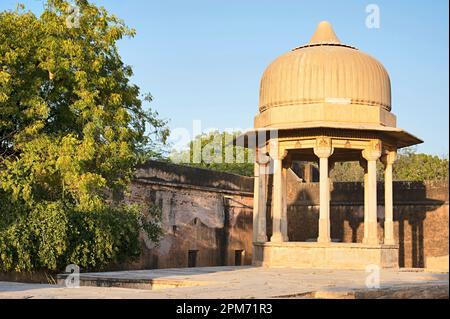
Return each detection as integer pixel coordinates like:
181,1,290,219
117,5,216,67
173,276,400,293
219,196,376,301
270,233,284,243
317,236,331,243
253,242,399,269
363,237,379,245
256,235,268,242
318,218,330,243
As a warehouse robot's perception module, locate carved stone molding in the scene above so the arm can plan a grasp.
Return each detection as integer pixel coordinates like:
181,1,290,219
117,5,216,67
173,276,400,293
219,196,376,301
381,150,397,167
255,147,271,165
362,140,382,161
268,139,288,160
313,137,334,158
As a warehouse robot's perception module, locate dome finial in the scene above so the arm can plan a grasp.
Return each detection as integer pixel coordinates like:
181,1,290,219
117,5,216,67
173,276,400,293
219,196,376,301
308,21,341,45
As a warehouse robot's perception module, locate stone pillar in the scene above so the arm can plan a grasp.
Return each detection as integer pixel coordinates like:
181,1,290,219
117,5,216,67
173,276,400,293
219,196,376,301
314,137,334,243
359,160,369,241
281,161,289,242
253,149,269,243
270,147,287,243
253,162,260,243
256,162,268,242
362,141,382,245
382,150,397,245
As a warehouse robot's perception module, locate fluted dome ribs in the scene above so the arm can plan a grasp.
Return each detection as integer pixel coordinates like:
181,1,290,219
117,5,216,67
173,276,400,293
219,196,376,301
259,21,392,113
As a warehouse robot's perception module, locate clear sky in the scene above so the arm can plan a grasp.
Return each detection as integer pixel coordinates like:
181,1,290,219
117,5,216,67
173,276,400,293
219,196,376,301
1,0,449,155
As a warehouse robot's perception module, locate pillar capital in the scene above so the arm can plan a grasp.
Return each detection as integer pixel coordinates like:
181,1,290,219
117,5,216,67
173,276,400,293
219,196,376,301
255,147,270,165
255,148,270,177
268,140,287,161
270,149,288,162
381,150,397,166
313,137,334,158
362,140,382,161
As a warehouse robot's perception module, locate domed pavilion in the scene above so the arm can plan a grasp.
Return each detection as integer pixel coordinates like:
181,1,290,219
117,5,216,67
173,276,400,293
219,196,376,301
236,21,422,269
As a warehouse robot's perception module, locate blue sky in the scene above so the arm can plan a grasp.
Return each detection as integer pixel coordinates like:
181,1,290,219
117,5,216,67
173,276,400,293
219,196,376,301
1,0,449,155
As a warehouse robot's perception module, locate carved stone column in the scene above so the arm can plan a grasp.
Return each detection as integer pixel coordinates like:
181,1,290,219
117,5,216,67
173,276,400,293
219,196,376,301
253,161,260,243
381,150,397,245
270,143,287,243
314,137,334,243
281,157,291,242
254,149,269,243
362,140,382,245
359,160,369,242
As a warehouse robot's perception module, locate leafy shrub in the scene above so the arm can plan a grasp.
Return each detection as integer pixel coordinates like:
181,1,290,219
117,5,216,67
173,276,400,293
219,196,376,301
0,191,162,272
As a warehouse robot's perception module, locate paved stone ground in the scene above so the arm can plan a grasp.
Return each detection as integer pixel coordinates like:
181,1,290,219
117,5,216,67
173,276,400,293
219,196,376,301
0,267,448,299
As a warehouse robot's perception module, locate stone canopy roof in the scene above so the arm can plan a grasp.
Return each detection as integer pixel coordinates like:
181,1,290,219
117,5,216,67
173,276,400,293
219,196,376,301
235,21,422,149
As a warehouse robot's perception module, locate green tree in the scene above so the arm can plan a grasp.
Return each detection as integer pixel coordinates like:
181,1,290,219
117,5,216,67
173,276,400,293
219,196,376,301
170,131,254,176
393,147,448,182
0,0,167,272
330,147,448,182
330,162,364,182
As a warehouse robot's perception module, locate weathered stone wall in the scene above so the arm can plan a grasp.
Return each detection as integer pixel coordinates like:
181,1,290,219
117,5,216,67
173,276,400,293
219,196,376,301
124,161,254,269
125,161,448,270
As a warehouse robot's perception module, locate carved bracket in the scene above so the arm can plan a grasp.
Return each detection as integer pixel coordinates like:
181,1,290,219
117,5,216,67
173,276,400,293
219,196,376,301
362,140,382,161
313,137,334,158
255,147,271,165
381,150,397,167
268,139,288,160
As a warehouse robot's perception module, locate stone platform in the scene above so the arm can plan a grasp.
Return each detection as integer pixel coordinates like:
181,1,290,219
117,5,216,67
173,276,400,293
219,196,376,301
426,255,450,272
0,267,448,299
253,242,399,269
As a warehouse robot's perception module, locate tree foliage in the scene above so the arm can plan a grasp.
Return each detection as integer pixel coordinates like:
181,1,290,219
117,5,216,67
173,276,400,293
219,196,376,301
330,147,449,182
393,148,449,182
0,0,167,272
169,130,254,176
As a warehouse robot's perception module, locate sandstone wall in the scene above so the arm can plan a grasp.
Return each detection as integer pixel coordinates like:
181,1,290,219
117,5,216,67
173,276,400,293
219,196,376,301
125,161,254,269
125,161,448,270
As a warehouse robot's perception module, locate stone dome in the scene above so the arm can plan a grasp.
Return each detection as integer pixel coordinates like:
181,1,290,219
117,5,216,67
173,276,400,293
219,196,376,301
235,21,422,149
256,21,393,129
